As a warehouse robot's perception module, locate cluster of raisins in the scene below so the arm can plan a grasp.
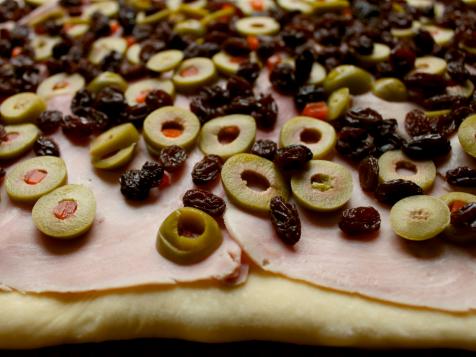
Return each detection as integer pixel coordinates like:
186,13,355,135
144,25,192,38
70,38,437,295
120,161,164,200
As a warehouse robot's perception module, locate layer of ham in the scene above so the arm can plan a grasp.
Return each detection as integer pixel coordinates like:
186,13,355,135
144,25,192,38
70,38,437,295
0,94,243,292
224,73,476,312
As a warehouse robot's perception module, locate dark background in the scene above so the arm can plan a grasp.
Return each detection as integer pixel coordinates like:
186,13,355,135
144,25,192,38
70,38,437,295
1,339,475,356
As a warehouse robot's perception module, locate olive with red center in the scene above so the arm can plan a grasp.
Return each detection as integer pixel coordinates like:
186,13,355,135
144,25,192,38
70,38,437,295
32,184,96,239
0,123,40,160
5,156,67,203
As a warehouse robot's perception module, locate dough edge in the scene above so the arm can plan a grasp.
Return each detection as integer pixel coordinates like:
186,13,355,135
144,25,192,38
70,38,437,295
1,269,476,350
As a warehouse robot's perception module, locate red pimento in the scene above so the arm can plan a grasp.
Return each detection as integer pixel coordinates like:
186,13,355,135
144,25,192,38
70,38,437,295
250,0,264,11
54,200,78,220
135,90,150,104
180,66,199,77
23,169,48,185
109,21,120,34
125,36,136,47
11,47,22,57
302,102,329,120
159,172,171,189
247,36,260,51
450,200,467,213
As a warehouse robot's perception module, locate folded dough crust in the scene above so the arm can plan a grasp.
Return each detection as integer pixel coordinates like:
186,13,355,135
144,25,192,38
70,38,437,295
2,269,476,350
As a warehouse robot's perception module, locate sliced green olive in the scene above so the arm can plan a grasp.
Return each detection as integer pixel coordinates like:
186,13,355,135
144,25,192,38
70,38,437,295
307,62,327,85
37,73,85,100
177,2,208,17
327,87,351,121
414,56,447,75
356,43,391,64
88,37,127,65
32,184,96,239
312,0,350,13
371,78,408,102
291,160,353,212
440,192,476,243
422,25,454,46
237,0,275,14
32,35,61,61
90,123,140,169
0,124,40,160
144,106,200,150
174,19,206,37
137,8,172,25
460,43,476,56
212,51,247,76
235,16,280,36
27,6,65,27
146,49,184,73
87,72,128,93
323,65,373,95
199,114,256,159
280,116,336,159
65,23,90,38
221,153,289,213
125,79,175,106
425,109,451,118
458,114,476,158
157,207,223,265
5,156,67,203
83,0,119,18
200,7,235,26
126,43,142,65
0,92,46,125
277,0,313,13
446,80,474,98
172,57,217,92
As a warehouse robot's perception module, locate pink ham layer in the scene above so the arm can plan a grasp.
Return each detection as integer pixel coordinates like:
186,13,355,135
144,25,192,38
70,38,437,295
0,94,243,292
225,74,476,312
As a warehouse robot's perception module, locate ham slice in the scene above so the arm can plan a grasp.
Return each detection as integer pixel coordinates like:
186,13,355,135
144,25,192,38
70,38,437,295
0,95,243,292
225,74,476,311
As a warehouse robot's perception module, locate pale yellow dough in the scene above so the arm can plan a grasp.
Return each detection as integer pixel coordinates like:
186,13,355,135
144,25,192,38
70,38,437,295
2,269,476,350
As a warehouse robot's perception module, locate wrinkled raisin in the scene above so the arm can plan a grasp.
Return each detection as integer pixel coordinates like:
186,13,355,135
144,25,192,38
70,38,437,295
274,144,312,171
159,145,187,172
413,29,435,55
120,170,151,200
33,136,60,157
294,85,325,111
61,114,95,138
145,89,174,110
294,48,314,85
183,188,226,217
269,196,301,246
94,86,126,119
339,207,381,235
36,110,63,134
236,61,260,84
223,37,250,57
358,156,379,192
446,167,476,187
252,94,278,129
402,133,451,160
371,118,398,138
336,127,375,161
141,161,164,187
374,133,403,157
344,107,383,127
374,179,423,205
270,63,297,94
404,72,447,96
251,139,277,161
451,203,476,229
192,155,223,185
71,89,94,115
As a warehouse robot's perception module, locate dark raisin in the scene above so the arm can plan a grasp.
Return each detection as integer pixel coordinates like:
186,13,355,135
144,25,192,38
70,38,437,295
371,118,398,138
94,87,126,119
139,39,166,62
274,144,312,171
236,61,260,84
338,207,381,235
119,62,147,80
281,28,307,48
373,133,404,156
348,34,374,56
145,89,174,110
404,72,447,96
118,5,136,34
183,188,226,217
191,155,223,185
141,160,164,187
413,29,435,55
33,136,60,157
390,44,416,75
269,196,301,246
294,85,325,112
256,36,277,61
226,76,253,98
374,179,423,205
269,63,297,95
36,110,63,134
159,145,187,172
405,109,432,137
125,103,149,125
344,107,383,127
252,94,278,129
251,139,278,161
100,50,122,72
71,89,94,115
358,156,379,192
294,48,314,85
402,133,451,160
422,94,468,111
451,203,476,229
447,60,470,82
183,42,220,59
336,127,375,161
446,167,476,187
89,12,111,38
61,114,95,138
223,37,250,57
120,169,151,200
226,96,257,115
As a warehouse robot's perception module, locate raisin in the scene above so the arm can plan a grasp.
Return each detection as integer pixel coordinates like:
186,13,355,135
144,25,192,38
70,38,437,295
183,188,226,217
390,44,416,75
140,39,166,62
374,133,403,156
145,89,174,110
35,110,62,134
159,145,187,172
100,50,122,72
447,60,470,82
371,118,398,138
402,133,451,160
269,196,301,246
405,109,433,137
451,203,476,229
294,48,314,85
348,34,374,56
256,37,277,61
404,72,447,96
251,139,278,161
61,114,95,138
252,94,278,129
274,144,312,171
422,94,468,111
446,167,476,188
0,167,5,182
71,89,94,115
269,63,297,95
119,62,147,80
223,37,250,57
236,61,260,84
0,124,6,142
191,155,223,186
374,179,423,205
183,42,220,59
120,170,151,200
94,86,126,119
125,103,149,125
413,29,435,55
227,76,253,98
344,107,383,127
294,85,325,112
141,160,164,187
33,136,60,157
336,127,375,161
358,156,379,192
338,207,381,235
281,28,307,48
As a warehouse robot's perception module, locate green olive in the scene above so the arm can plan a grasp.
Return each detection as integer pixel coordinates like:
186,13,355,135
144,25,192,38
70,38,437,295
327,87,351,121
323,65,373,95
37,73,85,100
88,37,127,65
83,1,119,18
0,92,46,125
356,43,391,64
172,57,217,92
424,109,451,118
125,79,175,106
371,78,408,102
235,16,280,36
90,123,140,169
5,156,67,203
0,123,40,160
137,8,172,25
458,114,476,158
174,19,206,37
32,35,61,61
157,207,223,265
147,50,184,73
312,0,350,13
87,72,128,93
